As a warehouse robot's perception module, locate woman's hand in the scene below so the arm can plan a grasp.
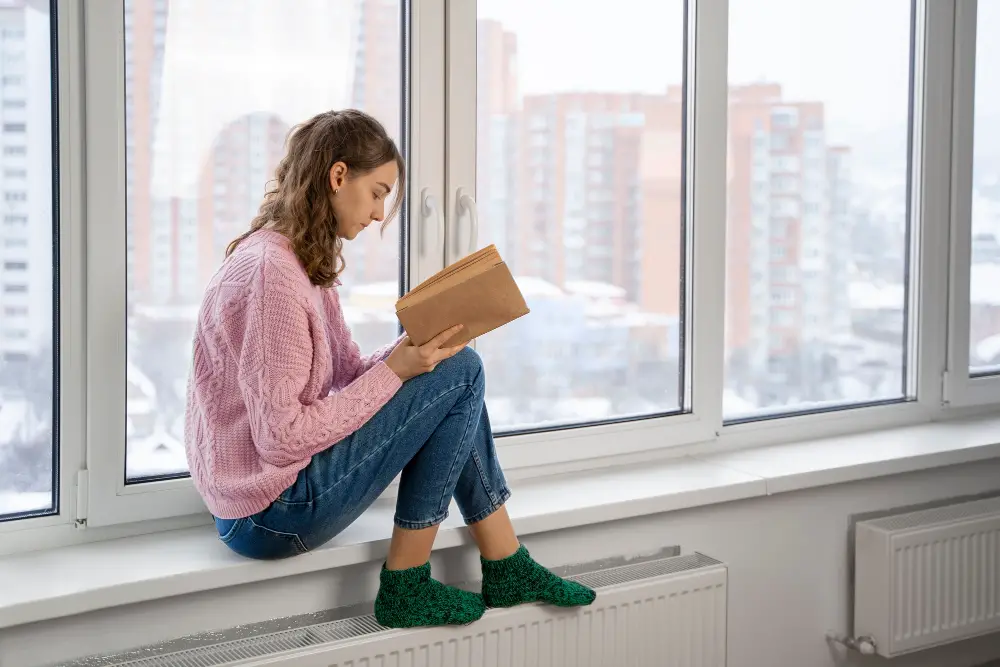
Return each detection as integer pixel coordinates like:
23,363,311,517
384,325,467,381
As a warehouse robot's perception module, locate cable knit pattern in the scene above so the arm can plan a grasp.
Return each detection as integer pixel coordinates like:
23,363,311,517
185,229,403,519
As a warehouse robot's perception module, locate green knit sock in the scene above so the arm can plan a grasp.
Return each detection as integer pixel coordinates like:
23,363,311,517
481,545,597,609
374,562,486,628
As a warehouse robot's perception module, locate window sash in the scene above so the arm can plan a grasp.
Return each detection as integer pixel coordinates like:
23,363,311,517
78,0,448,526
1,0,991,535
945,0,1000,407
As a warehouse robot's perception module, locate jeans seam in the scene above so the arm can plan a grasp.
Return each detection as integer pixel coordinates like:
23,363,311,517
463,487,512,526
394,509,449,530
274,384,473,508
470,448,499,506
218,517,246,544
433,387,483,518
246,516,309,554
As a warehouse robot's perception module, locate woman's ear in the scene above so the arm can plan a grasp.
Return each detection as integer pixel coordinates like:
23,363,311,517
329,161,348,191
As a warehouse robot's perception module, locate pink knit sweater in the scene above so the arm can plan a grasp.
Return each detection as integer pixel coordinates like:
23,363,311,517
184,229,402,519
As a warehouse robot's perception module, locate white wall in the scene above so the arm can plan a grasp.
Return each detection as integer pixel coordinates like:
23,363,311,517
3,458,1000,667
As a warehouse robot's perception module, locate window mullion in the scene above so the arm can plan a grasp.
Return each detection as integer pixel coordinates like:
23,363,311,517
408,0,447,287
443,0,476,267
944,0,987,405
688,0,729,432
912,0,955,412
58,0,87,525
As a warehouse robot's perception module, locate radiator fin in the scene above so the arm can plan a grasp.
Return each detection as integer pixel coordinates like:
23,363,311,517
855,497,1000,657
95,552,727,667
893,530,1000,644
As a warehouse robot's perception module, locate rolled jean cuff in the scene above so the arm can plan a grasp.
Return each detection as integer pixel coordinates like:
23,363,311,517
463,487,512,526
394,509,450,531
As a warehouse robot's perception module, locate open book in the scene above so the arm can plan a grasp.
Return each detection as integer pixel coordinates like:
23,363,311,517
396,245,529,347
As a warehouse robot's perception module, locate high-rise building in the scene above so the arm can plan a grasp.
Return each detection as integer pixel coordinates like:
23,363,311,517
0,0,51,361
124,0,403,307
727,83,852,373
511,92,682,311
125,0,172,307
344,0,403,289
476,19,518,261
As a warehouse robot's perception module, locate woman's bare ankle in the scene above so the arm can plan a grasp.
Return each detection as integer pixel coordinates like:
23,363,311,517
386,523,439,570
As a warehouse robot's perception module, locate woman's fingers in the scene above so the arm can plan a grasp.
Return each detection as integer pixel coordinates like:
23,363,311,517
424,324,464,351
427,343,468,367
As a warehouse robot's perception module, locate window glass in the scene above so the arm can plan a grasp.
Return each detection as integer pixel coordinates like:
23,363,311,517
0,0,56,520
476,0,687,432
724,0,912,419
969,0,1000,374
124,0,404,481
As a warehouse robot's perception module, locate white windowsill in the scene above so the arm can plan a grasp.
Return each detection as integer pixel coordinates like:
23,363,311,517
1,415,998,631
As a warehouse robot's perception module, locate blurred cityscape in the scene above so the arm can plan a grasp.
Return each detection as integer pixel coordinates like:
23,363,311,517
2,0,1000,512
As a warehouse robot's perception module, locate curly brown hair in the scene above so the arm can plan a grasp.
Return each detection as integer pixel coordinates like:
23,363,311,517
226,109,405,287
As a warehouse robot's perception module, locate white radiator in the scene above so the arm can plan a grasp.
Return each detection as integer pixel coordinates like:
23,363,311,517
103,552,727,667
854,496,1000,658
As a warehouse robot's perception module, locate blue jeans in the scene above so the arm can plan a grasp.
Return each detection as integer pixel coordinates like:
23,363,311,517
214,347,511,560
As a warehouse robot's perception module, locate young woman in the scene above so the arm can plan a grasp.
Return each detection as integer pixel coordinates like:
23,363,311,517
184,109,595,629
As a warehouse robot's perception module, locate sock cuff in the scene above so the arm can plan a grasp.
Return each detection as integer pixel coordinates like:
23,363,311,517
480,544,530,572
380,561,431,589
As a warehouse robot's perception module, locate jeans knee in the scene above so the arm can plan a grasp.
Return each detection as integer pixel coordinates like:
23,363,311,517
442,346,484,391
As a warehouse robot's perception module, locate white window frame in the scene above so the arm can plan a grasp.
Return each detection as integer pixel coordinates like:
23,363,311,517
944,0,1000,407
78,0,448,527
0,0,85,539
719,0,953,444
4,0,1000,545
443,0,723,472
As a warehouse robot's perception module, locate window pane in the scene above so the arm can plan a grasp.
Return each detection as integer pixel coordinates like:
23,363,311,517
125,0,404,481
0,1,56,520
724,0,912,420
474,1,686,432
970,1,1000,374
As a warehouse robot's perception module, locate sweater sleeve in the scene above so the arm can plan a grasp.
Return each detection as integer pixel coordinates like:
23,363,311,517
231,274,403,467
328,288,405,383
357,335,405,376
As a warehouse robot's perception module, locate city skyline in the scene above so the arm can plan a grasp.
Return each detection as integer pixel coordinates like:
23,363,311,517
2,0,1000,512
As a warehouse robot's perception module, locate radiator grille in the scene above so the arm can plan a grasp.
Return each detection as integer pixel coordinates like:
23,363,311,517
90,552,727,667
854,497,1000,657
892,530,999,644
867,496,1000,533
571,552,721,589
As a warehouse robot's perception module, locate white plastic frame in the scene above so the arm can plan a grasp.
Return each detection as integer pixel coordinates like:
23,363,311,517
80,0,449,527
0,0,87,538
7,0,997,539
442,0,724,470
944,0,1000,407
721,0,955,443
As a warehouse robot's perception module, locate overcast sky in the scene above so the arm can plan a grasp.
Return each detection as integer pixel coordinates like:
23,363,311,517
479,0,1000,139
145,0,998,196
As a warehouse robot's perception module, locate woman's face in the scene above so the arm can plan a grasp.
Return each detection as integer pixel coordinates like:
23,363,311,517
329,160,399,241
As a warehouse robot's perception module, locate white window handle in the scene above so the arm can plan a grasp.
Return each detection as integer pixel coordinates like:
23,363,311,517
419,187,443,257
455,187,479,256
